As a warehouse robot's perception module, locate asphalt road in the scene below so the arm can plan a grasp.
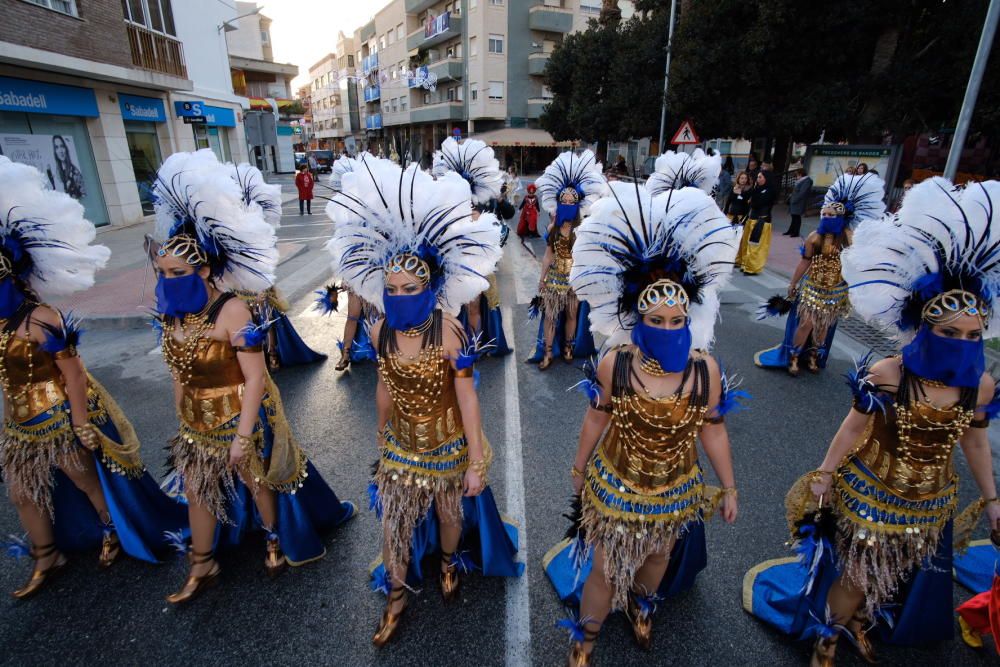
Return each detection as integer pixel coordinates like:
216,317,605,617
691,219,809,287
0,205,997,666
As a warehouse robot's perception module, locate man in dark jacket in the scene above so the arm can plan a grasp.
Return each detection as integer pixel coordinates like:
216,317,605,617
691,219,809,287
784,168,812,236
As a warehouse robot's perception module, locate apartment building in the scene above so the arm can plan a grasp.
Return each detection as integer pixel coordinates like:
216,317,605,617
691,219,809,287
306,32,361,154
0,0,248,227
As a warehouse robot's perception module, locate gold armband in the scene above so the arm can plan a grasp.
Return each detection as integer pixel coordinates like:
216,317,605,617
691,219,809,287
469,458,489,484
234,344,264,353
454,366,474,378
234,434,254,454
570,466,585,478
53,346,79,360
73,423,100,450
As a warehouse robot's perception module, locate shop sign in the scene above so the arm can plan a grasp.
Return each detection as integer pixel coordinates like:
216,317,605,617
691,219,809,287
0,76,98,117
120,94,166,122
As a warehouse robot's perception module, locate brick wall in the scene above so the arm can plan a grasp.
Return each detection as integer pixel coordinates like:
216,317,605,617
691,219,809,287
0,0,131,68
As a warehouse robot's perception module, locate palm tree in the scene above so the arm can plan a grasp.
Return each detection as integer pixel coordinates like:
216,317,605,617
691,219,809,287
599,0,621,26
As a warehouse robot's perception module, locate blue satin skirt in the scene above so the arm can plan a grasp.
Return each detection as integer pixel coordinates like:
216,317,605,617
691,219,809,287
369,487,525,589
744,521,955,645
754,298,838,370
528,301,596,362
955,540,996,594
21,403,187,563
272,312,327,367
459,293,512,357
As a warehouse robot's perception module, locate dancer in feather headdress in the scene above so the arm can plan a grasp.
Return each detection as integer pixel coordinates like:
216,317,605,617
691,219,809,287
328,158,522,647
0,156,185,598
433,136,511,356
227,162,327,369
150,150,355,604
529,150,608,369
745,178,1000,665
543,181,741,665
755,172,885,375
324,152,381,371
644,148,721,197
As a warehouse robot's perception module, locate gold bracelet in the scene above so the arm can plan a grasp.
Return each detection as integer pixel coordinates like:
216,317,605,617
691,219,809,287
807,469,834,484
722,486,738,499
469,458,489,486
235,434,254,454
570,466,585,478
73,424,100,450
984,497,1000,505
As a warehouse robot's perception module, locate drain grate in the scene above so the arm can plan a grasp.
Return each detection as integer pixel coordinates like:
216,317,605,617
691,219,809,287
837,313,899,358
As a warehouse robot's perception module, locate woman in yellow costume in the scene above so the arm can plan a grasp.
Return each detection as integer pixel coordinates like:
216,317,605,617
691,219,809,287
745,178,1000,665
0,156,185,598
327,158,523,647
150,150,355,604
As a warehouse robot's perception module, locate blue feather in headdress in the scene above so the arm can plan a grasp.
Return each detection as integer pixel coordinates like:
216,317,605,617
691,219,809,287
313,283,341,315
39,311,84,354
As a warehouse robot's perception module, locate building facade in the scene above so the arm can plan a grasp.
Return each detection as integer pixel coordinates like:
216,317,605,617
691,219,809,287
0,0,247,227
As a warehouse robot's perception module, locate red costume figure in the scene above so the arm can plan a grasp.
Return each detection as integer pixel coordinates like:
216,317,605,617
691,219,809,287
517,183,539,237
295,165,314,215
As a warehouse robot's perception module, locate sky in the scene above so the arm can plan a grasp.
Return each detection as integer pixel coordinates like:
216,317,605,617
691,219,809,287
262,0,393,91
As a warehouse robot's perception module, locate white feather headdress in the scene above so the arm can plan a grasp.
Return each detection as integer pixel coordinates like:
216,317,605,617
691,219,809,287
326,160,501,313
823,172,886,226
229,162,282,228
534,150,608,216
432,137,503,206
645,149,721,196
570,182,738,350
842,177,1000,339
152,149,277,291
0,155,110,297
328,151,377,193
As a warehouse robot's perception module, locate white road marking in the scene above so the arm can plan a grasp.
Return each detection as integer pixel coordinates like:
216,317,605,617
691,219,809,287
502,303,531,667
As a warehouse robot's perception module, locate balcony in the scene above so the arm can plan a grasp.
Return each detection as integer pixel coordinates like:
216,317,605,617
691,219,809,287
360,20,376,43
126,23,187,78
366,113,383,130
528,5,573,33
362,53,379,75
527,97,552,119
528,52,550,76
410,101,464,124
364,85,381,102
405,0,440,13
407,13,463,51
429,58,463,82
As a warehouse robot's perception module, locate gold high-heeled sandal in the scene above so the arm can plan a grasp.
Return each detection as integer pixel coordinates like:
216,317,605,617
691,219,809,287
440,550,460,602
12,543,67,599
627,594,653,651
563,342,575,362
334,351,351,371
788,354,800,377
567,626,600,667
98,530,120,568
372,588,408,647
807,349,820,374
538,346,554,371
264,533,287,579
851,613,877,664
810,637,837,667
166,550,220,604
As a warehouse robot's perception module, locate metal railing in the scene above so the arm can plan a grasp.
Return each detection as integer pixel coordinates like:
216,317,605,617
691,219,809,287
126,23,187,78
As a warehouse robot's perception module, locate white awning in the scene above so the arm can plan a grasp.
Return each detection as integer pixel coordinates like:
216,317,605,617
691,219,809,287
470,128,577,148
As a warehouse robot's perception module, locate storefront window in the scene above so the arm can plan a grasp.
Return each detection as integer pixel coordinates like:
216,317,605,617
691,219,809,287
124,121,162,215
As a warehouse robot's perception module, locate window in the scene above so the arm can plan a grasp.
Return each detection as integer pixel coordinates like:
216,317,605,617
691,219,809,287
469,37,478,57
397,24,404,40
447,87,456,101
470,0,477,8
400,97,407,111
470,84,478,102
423,92,432,105
490,0,504,4
387,31,393,45
393,98,399,113
488,81,504,100
380,35,386,50
122,0,176,35
27,0,78,15
261,30,270,44
488,34,504,54
541,85,553,99
348,55,355,67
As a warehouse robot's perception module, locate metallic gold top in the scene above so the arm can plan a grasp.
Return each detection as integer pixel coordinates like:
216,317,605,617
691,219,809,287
0,332,68,422
552,231,574,276
379,346,463,453
163,333,246,433
596,348,709,494
854,398,972,500
806,245,844,290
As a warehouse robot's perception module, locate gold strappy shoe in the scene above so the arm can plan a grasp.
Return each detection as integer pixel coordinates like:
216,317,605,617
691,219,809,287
12,543,67,599
851,613,878,664
98,530,120,568
166,550,220,604
372,589,408,647
807,350,820,374
810,637,837,667
788,353,800,377
563,342,575,362
627,595,653,651
567,626,600,667
440,550,460,602
264,533,287,579
538,346,554,371
334,351,351,372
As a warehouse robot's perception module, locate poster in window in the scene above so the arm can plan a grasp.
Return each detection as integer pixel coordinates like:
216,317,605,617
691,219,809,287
0,133,87,199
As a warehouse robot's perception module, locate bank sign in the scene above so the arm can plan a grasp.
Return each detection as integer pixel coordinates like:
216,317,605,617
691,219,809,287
0,76,99,117
120,94,166,122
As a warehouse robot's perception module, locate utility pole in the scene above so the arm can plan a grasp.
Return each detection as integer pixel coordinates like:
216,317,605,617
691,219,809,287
944,0,998,181
656,0,678,154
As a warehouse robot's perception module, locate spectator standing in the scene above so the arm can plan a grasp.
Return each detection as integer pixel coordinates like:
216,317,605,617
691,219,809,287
726,171,753,222
307,153,318,176
736,171,777,274
855,162,869,175
784,168,813,236
614,155,629,176
295,163,314,215
745,157,760,183
716,156,734,209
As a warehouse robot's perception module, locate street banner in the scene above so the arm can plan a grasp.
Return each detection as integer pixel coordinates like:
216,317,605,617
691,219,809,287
0,133,86,199
805,145,898,188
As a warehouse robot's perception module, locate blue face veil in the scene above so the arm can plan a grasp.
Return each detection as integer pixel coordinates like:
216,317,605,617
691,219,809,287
631,321,692,372
0,277,26,319
155,271,209,318
383,288,436,330
901,326,985,388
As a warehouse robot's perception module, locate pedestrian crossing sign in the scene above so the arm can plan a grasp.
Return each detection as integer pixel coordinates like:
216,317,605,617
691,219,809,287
671,120,700,145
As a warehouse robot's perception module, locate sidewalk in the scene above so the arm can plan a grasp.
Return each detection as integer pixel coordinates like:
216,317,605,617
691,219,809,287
758,203,821,281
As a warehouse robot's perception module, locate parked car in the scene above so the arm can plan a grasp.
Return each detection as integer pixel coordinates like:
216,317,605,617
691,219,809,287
294,152,307,169
307,150,334,173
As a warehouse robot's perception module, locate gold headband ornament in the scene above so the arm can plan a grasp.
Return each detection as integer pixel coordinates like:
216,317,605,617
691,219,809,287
386,253,430,284
558,187,581,205
921,289,988,327
0,253,12,280
158,234,208,266
638,278,689,315
821,201,846,217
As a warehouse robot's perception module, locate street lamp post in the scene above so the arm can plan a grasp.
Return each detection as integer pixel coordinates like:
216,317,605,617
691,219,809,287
944,0,999,181
656,0,678,154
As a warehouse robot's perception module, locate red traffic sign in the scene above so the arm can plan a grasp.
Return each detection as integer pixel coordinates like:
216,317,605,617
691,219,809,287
671,120,700,145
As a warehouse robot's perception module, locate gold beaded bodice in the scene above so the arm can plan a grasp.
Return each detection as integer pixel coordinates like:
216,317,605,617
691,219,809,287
598,348,709,494
0,307,69,422
161,295,246,432
805,238,845,290
377,311,463,453
551,230,575,276
855,377,973,500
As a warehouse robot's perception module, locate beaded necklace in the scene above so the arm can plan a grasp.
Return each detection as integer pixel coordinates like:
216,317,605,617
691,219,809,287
0,327,32,401
162,294,220,385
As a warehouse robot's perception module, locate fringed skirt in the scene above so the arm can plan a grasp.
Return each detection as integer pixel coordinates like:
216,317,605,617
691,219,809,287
0,381,185,561
744,456,960,644
797,278,850,331
369,425,524,589
167,388,353,564
569,453,718,611
541,266,576,317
